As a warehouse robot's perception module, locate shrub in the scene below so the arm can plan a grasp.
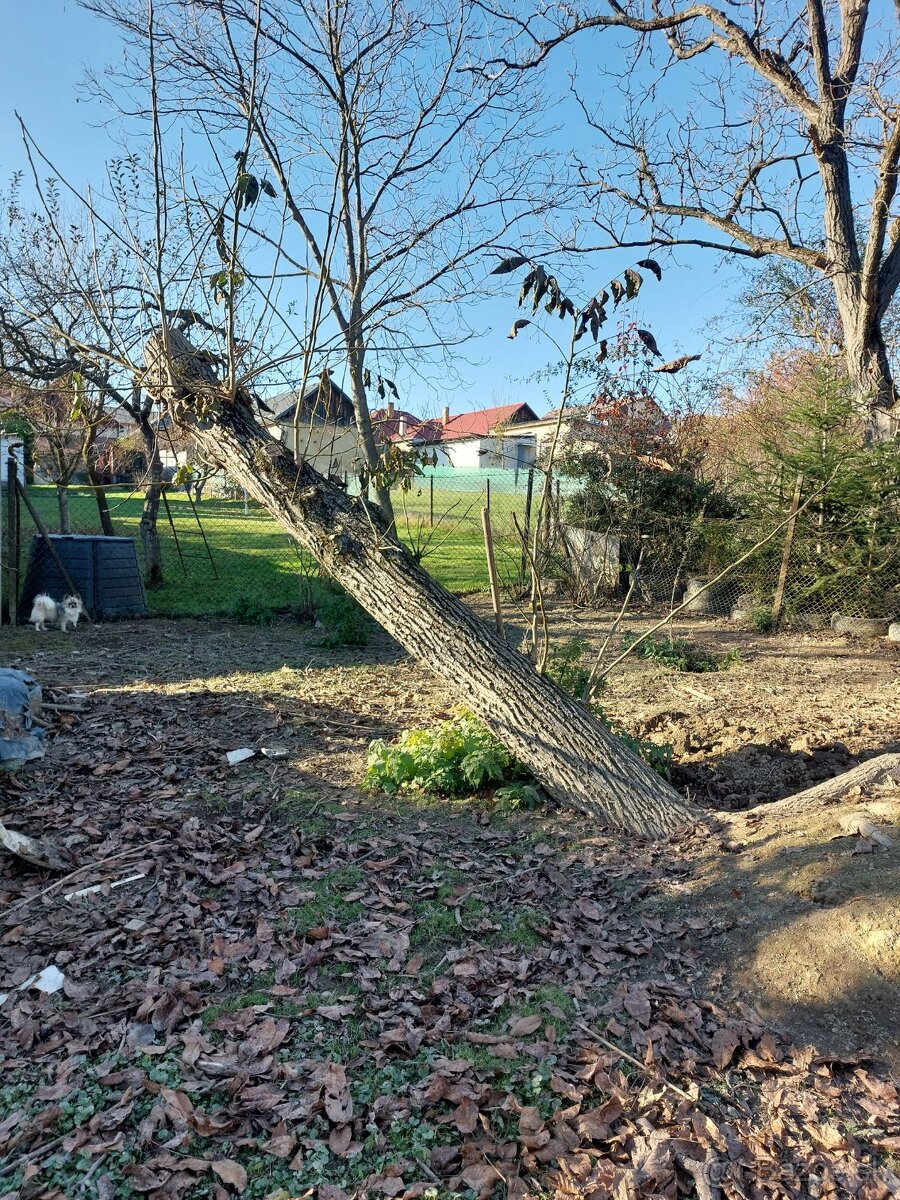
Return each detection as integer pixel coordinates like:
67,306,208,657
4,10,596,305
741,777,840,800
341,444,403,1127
232,595,276,626
621,632,740,673
545,636,593,699
314,585,374,647
751,605,776,633
363,709,528,797
549,637,673,779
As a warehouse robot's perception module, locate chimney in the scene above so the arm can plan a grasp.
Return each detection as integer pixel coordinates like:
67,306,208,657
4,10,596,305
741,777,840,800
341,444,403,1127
442,405,450,425
398,416,408,437
386,400,395,418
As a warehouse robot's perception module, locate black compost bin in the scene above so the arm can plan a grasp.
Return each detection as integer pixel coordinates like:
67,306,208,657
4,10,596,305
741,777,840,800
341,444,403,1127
20,534,147,620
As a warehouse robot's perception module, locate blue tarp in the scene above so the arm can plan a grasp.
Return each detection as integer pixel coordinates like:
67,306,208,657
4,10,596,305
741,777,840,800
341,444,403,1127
0,668,44,767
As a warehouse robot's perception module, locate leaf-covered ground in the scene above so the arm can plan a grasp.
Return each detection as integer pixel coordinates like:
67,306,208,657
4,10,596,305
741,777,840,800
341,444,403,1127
1,618,898,1199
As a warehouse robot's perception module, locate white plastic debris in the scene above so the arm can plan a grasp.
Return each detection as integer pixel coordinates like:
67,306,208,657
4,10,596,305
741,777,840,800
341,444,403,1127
226,748,256,766
0,963,66,1006
64,872,147,901
260,746,289,759
0,818,65,869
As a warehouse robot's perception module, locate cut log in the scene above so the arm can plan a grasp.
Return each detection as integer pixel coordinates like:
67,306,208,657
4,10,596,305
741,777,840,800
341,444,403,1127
753,752,900,817
144,329,697,837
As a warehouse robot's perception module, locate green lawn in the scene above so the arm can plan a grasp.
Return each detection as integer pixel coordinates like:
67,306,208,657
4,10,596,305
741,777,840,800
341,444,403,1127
5,484,529,615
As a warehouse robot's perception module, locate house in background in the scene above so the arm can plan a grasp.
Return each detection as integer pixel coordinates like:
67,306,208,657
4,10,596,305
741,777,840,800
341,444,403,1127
270,381,571,477
370,403,423,444
271,375,361,477
396,401,542,469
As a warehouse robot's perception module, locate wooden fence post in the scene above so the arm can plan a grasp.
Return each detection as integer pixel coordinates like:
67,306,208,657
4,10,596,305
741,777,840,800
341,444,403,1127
520,468,535,587
6,453,20,625
481,505,504,637
772,472,803,629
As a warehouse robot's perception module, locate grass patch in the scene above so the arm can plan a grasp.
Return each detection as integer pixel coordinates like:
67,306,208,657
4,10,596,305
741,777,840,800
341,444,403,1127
273,791,341,839
488,984,577,1040
7,483,506,616
285,866,368,934
407,885,488,950
494,904,546,949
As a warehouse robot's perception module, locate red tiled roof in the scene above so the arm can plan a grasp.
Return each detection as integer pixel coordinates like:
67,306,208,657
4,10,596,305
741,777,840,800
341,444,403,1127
399,418,444,444
429,402,539,443
370,407,423,441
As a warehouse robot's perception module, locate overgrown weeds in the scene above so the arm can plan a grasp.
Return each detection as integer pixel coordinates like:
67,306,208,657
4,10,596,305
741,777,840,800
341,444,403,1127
621,632,741,673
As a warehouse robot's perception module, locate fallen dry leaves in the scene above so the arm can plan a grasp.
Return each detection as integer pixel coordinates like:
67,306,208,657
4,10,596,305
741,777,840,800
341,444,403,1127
1,623,897,1200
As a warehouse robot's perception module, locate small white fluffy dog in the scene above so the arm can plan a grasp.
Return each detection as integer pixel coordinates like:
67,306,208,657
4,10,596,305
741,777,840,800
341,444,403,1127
29,593,85,632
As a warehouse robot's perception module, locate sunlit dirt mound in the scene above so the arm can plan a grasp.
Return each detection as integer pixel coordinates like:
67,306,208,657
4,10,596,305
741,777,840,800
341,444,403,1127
669,788,900,1068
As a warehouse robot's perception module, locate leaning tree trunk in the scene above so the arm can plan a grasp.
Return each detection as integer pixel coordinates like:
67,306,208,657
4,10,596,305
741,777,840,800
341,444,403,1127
136,416,165,589
146,334,695,837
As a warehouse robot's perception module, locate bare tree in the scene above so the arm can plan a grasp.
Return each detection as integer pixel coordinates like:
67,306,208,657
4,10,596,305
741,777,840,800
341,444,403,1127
144,325,697,836
0,5,700,837
0,173,169,582
484,0,900,438
85,0,565,520
0,376,107,533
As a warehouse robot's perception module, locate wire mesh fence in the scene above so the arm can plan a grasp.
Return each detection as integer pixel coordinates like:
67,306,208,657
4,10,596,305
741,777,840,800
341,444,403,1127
3,460,899,628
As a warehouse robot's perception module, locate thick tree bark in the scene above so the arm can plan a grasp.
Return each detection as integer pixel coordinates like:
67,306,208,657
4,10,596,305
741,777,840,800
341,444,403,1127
842,319,898,440
151,361,696,837
136,415,165,589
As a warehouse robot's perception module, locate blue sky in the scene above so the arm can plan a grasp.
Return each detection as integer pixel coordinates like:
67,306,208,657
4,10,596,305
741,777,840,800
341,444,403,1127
1,2,749,419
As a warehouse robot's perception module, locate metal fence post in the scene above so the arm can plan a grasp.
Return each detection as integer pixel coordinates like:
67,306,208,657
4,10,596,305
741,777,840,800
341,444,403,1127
429,474,434,526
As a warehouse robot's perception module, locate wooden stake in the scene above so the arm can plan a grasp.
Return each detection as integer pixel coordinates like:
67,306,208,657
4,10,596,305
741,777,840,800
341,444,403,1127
772,472,803,628
520,467,534,588
6,453,20,624
481,505,504,636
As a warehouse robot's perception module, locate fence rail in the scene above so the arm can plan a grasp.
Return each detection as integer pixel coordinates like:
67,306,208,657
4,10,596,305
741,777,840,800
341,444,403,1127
3,459,898,627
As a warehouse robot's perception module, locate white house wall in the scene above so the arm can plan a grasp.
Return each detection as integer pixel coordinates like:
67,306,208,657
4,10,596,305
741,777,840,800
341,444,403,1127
441,435,536,470
283,422,363,478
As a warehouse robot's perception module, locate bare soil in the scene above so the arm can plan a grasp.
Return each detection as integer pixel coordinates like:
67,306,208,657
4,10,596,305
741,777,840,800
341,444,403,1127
5,607,899,1068
484,599,900,1066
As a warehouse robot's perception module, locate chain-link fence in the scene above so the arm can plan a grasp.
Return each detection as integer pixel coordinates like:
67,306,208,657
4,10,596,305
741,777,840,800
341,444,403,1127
3,460,899,627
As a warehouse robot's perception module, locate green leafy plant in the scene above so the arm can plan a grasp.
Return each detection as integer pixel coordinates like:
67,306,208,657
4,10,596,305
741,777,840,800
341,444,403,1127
314,584,374,647
601,718,673,779
751,605,776,633
621,632,740,673
493,783,543,811
547,637,673,779
232,595,277,625
364,709,529,797
545,636,593,699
